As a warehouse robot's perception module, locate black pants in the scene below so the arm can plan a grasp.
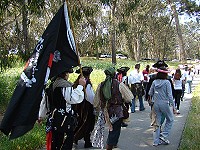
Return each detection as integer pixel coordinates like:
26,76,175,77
51,126,74,150
107,119,122,146
174,89,182,110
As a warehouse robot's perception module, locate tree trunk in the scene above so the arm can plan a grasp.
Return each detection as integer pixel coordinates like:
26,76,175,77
111,1,117,65
22,0,29,57
168,0,185,61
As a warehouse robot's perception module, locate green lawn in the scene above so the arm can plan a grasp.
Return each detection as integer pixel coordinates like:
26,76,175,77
179,83,200,150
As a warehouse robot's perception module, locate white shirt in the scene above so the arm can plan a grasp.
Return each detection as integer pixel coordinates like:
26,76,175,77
186,71,194,81
173,78,183,90
85,84,95,105
128,69,144,84
39,85,84,118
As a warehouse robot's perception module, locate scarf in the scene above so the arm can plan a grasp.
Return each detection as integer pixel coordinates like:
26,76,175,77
53,77,72,90
101,67,116,101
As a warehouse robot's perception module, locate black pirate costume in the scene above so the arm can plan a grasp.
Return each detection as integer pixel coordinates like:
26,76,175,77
73,66,96,148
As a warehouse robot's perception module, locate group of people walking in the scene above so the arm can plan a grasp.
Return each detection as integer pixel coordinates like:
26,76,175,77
38,60,195,150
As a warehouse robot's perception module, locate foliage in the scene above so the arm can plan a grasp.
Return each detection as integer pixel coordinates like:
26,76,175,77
179,83,200,150
0,0,199,67
0,61,24,113
0,123,46,150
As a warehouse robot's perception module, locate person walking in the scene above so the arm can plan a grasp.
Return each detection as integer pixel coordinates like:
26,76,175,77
186,68,194,94
92,67,133,150
142,65,150,93
73,66,96,148
173,69,184,114
148,67,176,146
116,67,131,127
38,68,86,150
128,64,145,113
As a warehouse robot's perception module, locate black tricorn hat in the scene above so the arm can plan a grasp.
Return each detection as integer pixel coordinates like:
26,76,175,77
75,66,93,76
117,67,130,73
152,60,168,68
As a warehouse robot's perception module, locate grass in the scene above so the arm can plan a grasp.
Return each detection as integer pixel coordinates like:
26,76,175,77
0,123,46,150
179,83,200,150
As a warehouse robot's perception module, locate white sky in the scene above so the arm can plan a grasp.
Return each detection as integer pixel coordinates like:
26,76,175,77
179,0,200,24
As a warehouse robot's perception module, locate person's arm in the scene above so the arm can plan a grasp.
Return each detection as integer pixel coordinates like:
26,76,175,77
62,85,84,104
166,81,175,107
148,81,155,105
63,77,86,104
38,94,48,123
119,82,134,103
146,77,154,100
85,84,95,104
93,84,101,112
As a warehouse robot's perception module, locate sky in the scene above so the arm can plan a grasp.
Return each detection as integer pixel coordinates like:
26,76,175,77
179,0,200,24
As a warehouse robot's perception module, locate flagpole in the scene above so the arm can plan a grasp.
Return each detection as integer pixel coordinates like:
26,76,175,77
65,0,83,76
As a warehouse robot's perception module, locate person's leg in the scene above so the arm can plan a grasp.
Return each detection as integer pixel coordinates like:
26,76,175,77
174,90,178,109
176,90,182,111
189,81,192,93
106,119,122,148
52,130,64,150
153,104,162,145
181,83,185,100
138,95,145,111
153,127,161,146
131,96,136,113
160,105,174,138
62,127,74,150
84,133,93,148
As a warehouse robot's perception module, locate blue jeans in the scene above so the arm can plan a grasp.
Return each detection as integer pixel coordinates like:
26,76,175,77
131,95,145,112
186,81,192,93
153,102,174,145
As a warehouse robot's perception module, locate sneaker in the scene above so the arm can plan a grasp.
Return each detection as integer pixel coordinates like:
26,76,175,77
153,141,162,146
177,110,180,114
153,143,159,146
159,136,170,145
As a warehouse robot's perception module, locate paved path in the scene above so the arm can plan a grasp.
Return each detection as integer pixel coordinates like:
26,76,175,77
71,75,200,150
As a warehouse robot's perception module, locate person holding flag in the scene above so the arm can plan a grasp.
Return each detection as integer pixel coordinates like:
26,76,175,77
0,1,82,144
39,68,86,150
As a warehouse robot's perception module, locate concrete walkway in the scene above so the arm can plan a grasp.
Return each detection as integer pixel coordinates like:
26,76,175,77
71,75,200,150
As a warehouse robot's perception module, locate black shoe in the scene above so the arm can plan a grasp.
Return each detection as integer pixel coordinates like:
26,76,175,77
84,142,93,148
140,108,145,111
121,122,128,127
74,140,78,145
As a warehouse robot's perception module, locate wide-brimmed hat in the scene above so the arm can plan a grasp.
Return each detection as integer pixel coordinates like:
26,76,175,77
153,60,168,68
157,67,170,74
117,67,130,73
75,66,93,76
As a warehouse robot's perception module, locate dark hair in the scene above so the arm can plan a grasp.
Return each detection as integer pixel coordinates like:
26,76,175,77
57,71,67,78
135,64,140,69
73,74,92,89
156,72,168,79
174,69,181,80
146,65,150,72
